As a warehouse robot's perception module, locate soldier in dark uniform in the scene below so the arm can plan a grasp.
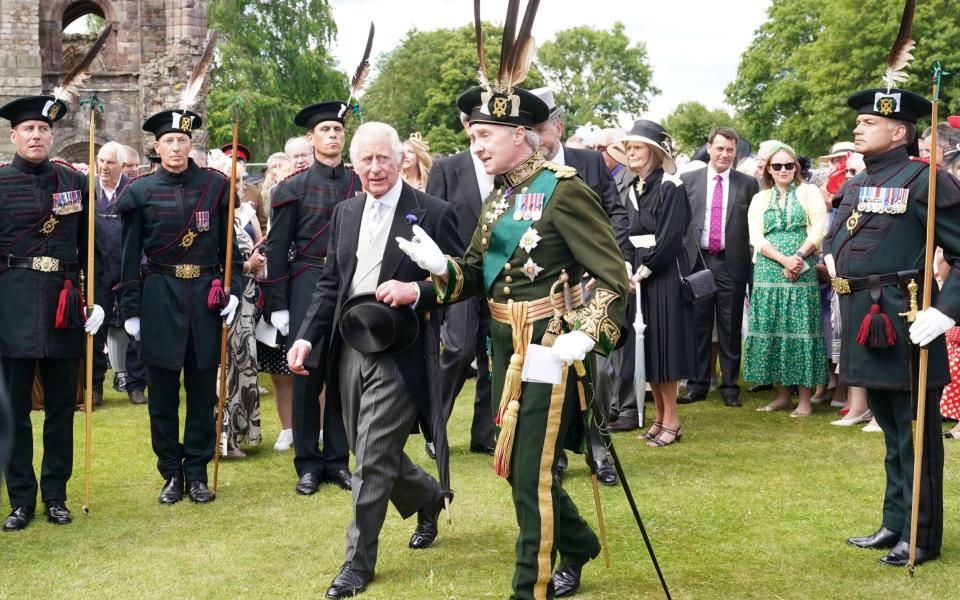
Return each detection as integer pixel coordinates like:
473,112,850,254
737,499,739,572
825,87,960,566
0,96,105,531
263,101,358,496
117,108,242,504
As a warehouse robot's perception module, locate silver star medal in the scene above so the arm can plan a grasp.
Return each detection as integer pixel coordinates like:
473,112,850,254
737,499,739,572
522,257,544,281
489,197,510,222
519,227,541,253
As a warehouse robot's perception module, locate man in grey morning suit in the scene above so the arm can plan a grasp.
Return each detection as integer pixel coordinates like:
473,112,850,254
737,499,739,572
287,122,463,599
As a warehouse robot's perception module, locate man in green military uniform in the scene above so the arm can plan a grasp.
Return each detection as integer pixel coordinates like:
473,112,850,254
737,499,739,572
824,86,960,566
0,95,104,531
395,80,628,597
118,108,242,505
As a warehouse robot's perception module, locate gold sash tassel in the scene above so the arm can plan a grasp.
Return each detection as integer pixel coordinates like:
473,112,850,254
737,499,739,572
493,299,531,478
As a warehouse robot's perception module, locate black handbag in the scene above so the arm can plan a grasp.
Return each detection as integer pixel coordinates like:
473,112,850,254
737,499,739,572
678,252,717,303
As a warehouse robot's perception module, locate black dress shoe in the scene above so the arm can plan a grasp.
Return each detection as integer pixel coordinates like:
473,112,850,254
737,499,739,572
424,441,436,460
128,389,147,405
187,481,215,503
846,526,900,550
326,469,353,491
409,493,449,549
44,500,72,525
746,383,773,393
2,506,35,532
879,540,940,566
677,392,706,405
326,562,373,598
469,442,495,456
552,562,584,598
607,415,639,432
722,395,742,407
159,471,185,504
595,462,617,487
296,472,322,495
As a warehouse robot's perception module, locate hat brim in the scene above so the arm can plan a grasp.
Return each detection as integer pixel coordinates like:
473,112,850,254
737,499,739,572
948,116,960,129
608,135,676,175
338,293,419,356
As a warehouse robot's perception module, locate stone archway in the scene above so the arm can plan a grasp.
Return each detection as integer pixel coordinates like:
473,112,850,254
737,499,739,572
39,0,119,72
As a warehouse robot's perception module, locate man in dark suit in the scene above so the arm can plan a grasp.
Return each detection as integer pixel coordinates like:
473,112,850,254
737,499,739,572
426,112,496,457
91,141,147,407
531,88,629,486
680,127,759,407
288,122,463,599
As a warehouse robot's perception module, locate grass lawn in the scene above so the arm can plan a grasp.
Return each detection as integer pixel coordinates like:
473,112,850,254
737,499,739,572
1,374,957,599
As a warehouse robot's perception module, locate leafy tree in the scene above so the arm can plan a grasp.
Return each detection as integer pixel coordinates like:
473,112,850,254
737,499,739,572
362,23,543,156
206,0,348,158
661,101,742,156
727,0,960,157
537,23,659,129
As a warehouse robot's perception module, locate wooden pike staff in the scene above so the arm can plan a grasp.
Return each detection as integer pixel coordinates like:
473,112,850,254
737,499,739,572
212,103,241,494
81,97,101,514
907,62,950,575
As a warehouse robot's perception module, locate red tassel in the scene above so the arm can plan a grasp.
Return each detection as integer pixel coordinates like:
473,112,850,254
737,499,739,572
207,278,227,310
55,279,86,330
856,303,897,348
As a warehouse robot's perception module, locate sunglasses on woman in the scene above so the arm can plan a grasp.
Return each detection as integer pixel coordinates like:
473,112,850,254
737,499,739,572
769,162,796,171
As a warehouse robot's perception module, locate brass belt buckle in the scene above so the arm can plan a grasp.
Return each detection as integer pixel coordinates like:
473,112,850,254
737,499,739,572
831,277,851,295
32,256,60,272
175,264,200,279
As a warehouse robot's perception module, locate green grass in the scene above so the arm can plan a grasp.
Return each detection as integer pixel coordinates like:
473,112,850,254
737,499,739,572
1,375,958,599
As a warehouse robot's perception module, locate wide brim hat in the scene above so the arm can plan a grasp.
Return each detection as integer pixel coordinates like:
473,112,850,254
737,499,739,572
338,293,419,356
143,109,202,139
607,119,677,175
221,142,251,162
819,141,856,160
456,86,550,129
294,101,349,130
0,95,68,126
847,88,931,124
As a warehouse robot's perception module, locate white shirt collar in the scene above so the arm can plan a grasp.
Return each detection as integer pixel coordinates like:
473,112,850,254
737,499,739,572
551,145,566,167
366,176,403,209
707,164,731,182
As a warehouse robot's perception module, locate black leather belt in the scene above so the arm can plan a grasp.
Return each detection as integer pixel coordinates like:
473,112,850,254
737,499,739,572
1,254,77,272
146,260,219,279
294,253,326,268
832,270,918,295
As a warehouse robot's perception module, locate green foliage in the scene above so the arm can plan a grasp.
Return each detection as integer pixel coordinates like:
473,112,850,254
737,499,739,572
727,0,960,157
661,101,742,156
206,0,348,159
361,23,544,156
537,23,659,129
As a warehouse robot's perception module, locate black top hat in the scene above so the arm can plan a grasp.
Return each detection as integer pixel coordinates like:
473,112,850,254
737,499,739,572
338,293,419,356
847,88,931,124
0,95,68,126
607,119,678,175
221,142,252,162
143,109,202,139
295,101,350,130
456,86,550,129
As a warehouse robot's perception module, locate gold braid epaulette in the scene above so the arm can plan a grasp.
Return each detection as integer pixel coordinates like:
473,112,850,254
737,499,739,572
543,162,578,179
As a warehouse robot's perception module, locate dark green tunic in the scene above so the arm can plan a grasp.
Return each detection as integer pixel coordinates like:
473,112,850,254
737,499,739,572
117,160,242,371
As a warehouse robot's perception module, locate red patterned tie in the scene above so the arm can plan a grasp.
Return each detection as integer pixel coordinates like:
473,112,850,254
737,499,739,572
708,175,723,254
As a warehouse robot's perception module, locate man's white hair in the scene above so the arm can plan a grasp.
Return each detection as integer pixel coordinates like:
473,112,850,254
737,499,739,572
98,141,127,164
524,129,540,152
350,122,403,164
284,136,311,154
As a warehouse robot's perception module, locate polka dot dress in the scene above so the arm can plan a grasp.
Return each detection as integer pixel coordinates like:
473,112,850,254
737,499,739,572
940,326,960,420
257,341,292,376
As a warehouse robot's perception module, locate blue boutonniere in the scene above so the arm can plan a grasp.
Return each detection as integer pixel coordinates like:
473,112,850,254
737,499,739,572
405,213,418,225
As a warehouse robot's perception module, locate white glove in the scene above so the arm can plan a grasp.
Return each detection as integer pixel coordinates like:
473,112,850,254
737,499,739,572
124,317,141,341
909,307,956,346
220,295,240,325
551,330,596,365
632,265,653,283
84,304,105,335
270,309,291,337
824,254,837,279
396,224,448,276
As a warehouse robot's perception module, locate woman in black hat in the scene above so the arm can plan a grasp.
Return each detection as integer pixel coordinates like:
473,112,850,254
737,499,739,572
608,120,694,447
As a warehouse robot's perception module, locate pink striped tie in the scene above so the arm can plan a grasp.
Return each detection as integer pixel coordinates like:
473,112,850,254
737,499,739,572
708,175,723,254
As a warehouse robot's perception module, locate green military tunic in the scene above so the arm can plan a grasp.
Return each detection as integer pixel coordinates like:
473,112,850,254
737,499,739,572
826,144,960,551
0,154,88,508
437,152,628,600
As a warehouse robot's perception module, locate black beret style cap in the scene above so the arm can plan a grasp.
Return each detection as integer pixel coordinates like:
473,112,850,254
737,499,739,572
456,86,550,129
221,142,252,162
0,95,68,126
295,101,349,130
143,109,203,139
847,88,932,124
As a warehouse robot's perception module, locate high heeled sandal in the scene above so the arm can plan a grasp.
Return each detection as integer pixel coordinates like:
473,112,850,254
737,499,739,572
647,426,682,448
638,421,663,441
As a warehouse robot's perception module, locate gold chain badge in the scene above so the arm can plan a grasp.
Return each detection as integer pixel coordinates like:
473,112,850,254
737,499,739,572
179,230,197,248
845,210,861,232
39,215,59,235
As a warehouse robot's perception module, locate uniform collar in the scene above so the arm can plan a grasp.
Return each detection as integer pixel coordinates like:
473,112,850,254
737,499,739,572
863,145,909,173
156,158,200,184
12,153,52,175
504,151,546,187
312,159,344,179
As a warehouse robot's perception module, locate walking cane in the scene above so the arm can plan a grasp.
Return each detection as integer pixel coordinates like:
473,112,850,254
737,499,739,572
907,62,951,575
212,103,241,494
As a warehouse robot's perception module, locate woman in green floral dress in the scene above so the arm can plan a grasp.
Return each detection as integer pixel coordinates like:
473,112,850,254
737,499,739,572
744,143,828,417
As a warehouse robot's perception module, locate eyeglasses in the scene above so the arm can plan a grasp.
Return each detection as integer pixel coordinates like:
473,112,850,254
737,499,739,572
846,168,858,176
769,163,796,172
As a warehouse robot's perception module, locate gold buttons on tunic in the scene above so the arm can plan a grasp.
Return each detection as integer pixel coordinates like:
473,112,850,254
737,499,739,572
503,286,511,295
504,262,511,270
505,276,513,283
481,238,488,246
482,224,488,232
